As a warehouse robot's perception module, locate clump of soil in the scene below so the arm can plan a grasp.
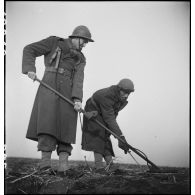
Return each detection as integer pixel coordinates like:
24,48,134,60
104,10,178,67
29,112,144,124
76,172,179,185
5,157,190,194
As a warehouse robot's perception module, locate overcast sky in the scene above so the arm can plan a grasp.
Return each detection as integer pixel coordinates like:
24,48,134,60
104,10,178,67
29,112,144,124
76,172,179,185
5,1,190,168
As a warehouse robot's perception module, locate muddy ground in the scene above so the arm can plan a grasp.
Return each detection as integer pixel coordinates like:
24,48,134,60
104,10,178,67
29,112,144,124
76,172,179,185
5,157,190,194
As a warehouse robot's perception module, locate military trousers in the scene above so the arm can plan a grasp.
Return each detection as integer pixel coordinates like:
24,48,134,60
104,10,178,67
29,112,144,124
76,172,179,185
37,134,73,155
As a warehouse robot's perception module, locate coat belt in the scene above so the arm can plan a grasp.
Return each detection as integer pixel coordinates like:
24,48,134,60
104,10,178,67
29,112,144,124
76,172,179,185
45,66,72,77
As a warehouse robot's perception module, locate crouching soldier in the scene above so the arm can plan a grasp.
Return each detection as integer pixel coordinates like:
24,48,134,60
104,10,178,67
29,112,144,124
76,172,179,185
81,78,135,171
22,25,94,174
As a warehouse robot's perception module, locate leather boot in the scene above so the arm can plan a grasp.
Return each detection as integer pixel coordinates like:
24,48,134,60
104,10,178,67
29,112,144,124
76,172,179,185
57,152,69,172
94,152,104,169
39,151,52,170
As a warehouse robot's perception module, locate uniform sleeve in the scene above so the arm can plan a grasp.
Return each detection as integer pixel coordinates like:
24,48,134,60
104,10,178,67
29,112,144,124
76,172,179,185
71,62,86,101
94,94,123,137
22,36,56,74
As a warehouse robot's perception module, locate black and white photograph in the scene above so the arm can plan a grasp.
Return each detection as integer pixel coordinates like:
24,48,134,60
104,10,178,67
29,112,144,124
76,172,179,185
4,1,190,194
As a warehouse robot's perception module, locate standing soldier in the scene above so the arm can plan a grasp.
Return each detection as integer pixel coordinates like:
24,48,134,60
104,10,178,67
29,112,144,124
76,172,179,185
82,79,134,170
22,25,94,174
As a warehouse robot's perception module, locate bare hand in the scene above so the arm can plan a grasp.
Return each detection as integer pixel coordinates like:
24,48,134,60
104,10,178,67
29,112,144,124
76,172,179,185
84,111,98,120
27,71,36,81
74,101,82,112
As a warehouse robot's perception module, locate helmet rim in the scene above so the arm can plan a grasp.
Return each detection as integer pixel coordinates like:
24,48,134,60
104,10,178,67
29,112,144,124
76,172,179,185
69,35,94,42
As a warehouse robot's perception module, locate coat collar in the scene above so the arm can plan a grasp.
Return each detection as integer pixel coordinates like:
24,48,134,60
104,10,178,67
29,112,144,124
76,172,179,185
67,38,74,49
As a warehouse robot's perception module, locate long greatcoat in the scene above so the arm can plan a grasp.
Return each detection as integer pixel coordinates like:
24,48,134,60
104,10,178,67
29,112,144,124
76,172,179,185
22,36,86,144
81,85,128,156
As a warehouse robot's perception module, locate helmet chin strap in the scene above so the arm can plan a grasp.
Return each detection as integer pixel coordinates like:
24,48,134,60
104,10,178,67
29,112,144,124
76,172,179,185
78,38,82,51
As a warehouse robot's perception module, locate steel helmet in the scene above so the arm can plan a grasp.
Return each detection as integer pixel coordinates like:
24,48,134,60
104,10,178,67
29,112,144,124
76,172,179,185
69,25,94,42
118,78,135,93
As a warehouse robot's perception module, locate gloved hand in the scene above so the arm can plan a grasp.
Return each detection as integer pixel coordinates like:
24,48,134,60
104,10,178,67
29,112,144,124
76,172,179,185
118,136,129,154
74,101,82,112
28,71,37,81
84,111,98,120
